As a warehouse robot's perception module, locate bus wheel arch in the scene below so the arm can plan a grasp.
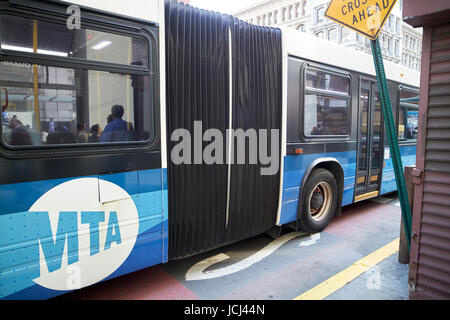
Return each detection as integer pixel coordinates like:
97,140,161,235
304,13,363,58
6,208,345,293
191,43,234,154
297,159,344,233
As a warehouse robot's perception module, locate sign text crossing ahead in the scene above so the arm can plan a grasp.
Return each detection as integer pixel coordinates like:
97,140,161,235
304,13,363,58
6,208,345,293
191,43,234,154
324,0,397,41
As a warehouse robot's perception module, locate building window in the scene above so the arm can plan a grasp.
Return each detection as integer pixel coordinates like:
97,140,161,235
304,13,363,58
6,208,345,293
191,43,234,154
359,33,364,43
302,2,307,16
296,3,302,17
398,89,419,142
297,24,306,32
396,17,401,34
316,6,325,24
0,14,154,148
304,69,351,137
328,28,338,42
381,35,387,52
341,27,353,43
395,39,400,56
389,15,394,31
290,6,295,20
388,37,393,55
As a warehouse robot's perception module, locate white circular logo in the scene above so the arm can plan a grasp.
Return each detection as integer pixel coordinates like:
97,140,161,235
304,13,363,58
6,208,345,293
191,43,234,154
30,178,139,291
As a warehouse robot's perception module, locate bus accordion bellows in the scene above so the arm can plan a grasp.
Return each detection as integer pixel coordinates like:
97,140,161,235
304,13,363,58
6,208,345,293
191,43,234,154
0,0,420,299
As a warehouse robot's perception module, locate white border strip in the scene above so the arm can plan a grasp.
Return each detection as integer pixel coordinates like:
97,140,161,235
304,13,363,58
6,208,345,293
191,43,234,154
225,27,233,228
159,0,167,170
276,29,288,226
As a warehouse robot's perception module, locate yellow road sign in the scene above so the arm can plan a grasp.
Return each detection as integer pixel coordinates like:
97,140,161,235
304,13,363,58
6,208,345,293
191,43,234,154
324,0,397,41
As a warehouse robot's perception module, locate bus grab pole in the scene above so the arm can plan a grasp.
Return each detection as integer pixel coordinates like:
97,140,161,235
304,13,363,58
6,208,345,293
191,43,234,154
370,39,412,251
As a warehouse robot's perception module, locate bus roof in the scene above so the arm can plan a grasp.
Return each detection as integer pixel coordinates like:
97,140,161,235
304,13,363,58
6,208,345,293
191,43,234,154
282,27,421,88
60,1,419,88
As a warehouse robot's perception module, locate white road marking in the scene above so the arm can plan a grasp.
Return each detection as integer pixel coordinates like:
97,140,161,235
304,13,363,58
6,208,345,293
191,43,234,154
370,197,392,204
299,233,321,247
185,231,310,281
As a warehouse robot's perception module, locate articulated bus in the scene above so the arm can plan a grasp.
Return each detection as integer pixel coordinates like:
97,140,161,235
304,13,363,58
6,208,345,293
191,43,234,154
0,0,420,299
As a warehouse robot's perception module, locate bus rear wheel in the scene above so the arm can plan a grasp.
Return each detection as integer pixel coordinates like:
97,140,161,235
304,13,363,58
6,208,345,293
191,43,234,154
299,168,338,234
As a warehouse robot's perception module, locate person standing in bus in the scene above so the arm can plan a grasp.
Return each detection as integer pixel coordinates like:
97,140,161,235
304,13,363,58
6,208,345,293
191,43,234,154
9,121,32,146
77,124,88,143
88,124,102,143
48,118,55,133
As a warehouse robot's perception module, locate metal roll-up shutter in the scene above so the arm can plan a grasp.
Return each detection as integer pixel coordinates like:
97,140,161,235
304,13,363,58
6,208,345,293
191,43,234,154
410,22,450,300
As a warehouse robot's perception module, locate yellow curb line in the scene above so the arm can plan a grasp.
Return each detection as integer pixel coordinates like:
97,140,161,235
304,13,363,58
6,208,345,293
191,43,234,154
294,238,400,300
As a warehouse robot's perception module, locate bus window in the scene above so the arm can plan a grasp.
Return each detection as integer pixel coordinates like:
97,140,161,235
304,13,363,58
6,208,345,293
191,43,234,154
398,89,419,142
0,15,148,67
304,68,351,137
0,14,153,148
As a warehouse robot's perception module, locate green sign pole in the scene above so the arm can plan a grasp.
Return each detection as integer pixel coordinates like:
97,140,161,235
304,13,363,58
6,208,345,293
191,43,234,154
370,38,412,251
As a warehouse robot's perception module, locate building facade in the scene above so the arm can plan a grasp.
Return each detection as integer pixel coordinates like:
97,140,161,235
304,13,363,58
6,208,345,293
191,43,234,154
234,0,423,71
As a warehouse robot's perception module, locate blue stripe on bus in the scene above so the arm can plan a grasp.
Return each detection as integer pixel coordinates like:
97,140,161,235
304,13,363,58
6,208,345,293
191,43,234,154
278,151,357,225
380,145,417,195
0,169,164,216
0,168,167,300
2,221,166,300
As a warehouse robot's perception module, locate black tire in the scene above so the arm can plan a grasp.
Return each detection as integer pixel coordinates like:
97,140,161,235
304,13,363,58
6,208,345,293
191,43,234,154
298,168,339,234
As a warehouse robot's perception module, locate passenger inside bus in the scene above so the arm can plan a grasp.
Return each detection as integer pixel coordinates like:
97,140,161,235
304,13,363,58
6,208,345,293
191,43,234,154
100,105,135,143
76,124,88,143
8,115,32,146
88,124,102,143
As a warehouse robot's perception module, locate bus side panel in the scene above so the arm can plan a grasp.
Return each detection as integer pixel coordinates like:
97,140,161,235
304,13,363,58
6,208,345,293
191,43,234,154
0,169,166,300
380,144,417,195
278,151,356,225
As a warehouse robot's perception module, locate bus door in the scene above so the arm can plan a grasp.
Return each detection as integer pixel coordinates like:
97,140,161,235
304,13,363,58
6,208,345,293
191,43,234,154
355,80,384,202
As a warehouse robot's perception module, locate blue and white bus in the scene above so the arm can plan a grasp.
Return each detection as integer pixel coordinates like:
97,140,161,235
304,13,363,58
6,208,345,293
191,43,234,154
0,0,420,299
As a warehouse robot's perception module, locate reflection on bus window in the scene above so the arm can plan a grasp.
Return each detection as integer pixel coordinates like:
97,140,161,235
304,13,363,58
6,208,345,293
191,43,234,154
0,14,153,148
304,69,351,137
398,89,419,142
0,63,151,147
305,70,350,94
304,95,349,136
0,15,148,67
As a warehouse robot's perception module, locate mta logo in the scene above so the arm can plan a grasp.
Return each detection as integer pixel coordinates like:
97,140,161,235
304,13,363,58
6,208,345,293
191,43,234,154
0,178,140,295
36,211,122,273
